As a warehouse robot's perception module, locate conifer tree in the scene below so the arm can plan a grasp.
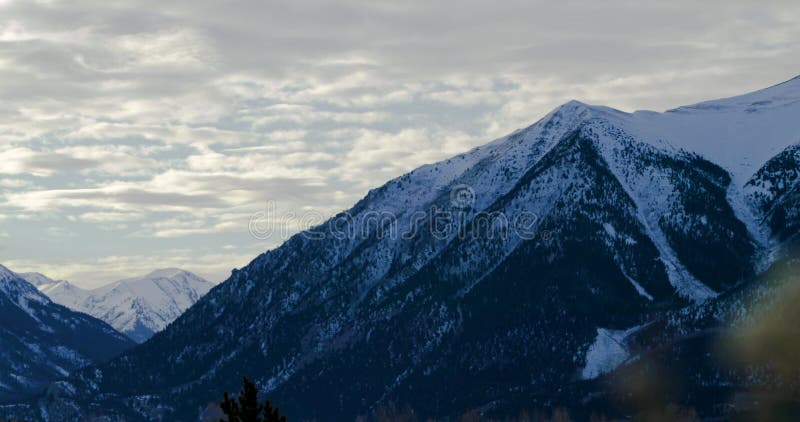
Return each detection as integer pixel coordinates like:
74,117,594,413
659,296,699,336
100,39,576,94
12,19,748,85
220,376,287,422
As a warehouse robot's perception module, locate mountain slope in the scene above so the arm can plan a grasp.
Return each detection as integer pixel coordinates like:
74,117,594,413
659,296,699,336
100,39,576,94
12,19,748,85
534,245,800,420
0,265,134,403
610,75,800,185
22,269,214,343
11,76,800,421
745,143,800,243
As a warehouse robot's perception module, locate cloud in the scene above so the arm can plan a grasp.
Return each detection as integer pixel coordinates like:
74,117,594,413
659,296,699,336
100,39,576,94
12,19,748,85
0,178,34,188
0,148,98,176
68,211,143,223
7,183,229,212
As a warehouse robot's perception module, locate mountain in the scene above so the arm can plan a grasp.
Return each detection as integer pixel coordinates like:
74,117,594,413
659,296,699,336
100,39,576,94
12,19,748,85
21,273,89,311
0,265,134,403
21,269,214,343
534,244,800,420
83,269,215,343
8,76,800,421
18,272,63,289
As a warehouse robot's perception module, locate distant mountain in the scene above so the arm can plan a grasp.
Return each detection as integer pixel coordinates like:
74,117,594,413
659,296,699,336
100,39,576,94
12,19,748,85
0,265,134,403
21,272,89,311
18,272,62,288
8,76,800,421
21,269,214,343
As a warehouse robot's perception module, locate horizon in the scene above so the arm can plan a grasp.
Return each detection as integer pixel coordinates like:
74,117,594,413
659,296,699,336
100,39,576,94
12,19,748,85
1,264,216,290
1,0,799,288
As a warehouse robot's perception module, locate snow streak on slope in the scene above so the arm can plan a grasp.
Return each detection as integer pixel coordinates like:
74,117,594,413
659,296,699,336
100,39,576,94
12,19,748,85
726,183,777,272
581,325,642,380
585,119,719,302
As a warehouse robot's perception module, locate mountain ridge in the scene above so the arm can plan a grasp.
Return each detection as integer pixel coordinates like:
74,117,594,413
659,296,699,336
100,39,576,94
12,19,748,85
20,269,214,343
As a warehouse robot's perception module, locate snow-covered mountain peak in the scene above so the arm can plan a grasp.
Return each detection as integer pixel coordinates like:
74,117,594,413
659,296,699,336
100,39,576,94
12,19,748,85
83,269,215,342
18,268,215,343
101,268,212,303
0,263,17,281
18,271,64,287
670,74,800,114
559,99,592,110
141,268,190,279
540,76,800,185
0,264,50,309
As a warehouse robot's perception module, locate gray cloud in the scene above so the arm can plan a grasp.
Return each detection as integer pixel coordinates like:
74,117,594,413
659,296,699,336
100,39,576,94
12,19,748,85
24,154,99,173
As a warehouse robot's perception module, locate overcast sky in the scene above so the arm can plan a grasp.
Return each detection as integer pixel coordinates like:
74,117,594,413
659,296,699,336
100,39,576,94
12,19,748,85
1,0,798,287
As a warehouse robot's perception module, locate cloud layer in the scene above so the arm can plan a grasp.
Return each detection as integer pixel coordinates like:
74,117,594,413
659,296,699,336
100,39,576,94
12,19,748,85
1,0,798,286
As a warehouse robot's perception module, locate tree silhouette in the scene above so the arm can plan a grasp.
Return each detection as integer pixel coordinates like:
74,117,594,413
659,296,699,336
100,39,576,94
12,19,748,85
220,376,287,422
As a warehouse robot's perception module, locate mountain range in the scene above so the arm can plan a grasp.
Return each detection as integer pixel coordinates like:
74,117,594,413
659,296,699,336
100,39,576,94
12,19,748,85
0,265,134,403
5,76,800,420
20,269,214,343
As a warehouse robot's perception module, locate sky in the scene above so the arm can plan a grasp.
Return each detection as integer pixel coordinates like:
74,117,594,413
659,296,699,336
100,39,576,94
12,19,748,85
0,0,798,288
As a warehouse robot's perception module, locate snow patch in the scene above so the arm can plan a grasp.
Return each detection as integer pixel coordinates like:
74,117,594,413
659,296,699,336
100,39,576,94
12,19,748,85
727,183,779,273
602,223,617,238
581,325,641,379
623,273,654,301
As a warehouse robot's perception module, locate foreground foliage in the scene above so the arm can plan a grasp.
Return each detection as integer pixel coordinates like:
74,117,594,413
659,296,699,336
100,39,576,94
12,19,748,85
220,377,287,422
